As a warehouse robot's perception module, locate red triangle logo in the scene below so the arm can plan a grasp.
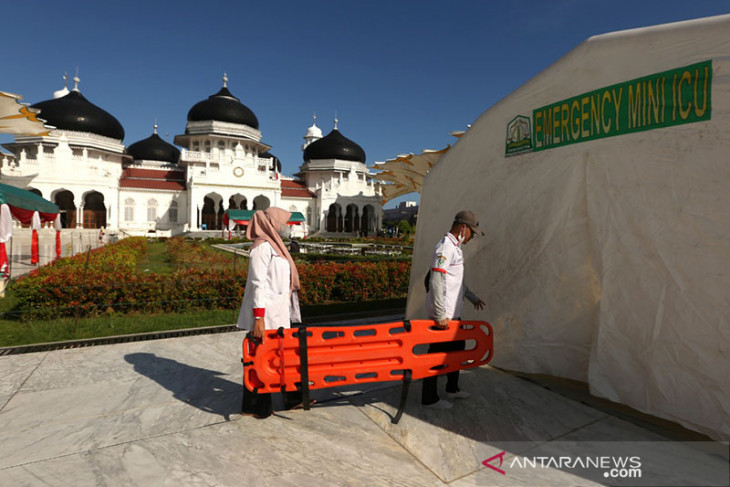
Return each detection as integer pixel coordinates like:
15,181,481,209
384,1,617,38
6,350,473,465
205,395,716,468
482,451,506,475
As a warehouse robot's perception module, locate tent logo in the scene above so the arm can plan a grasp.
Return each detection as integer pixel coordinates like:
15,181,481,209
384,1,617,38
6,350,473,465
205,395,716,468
505,115,533,156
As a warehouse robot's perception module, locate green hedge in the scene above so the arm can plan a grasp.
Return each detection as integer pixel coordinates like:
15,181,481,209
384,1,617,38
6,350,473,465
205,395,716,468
294,253,409,263
9,237,411,321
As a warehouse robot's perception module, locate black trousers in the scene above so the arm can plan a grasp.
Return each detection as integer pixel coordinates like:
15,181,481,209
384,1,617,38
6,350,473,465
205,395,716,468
242,384,302,418
421,339,466,405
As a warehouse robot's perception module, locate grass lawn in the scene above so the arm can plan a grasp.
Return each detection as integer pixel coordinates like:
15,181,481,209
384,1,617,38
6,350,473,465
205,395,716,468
0,297,407,348
0,309,237,347
135,240,176,273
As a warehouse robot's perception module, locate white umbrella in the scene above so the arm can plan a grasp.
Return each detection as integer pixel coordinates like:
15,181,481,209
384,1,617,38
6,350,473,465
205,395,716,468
372,131,466,204
0,91,51,136
372,146,450,204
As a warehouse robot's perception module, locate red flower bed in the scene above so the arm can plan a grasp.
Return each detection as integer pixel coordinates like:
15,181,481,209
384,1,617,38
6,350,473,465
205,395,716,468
11,237,410,320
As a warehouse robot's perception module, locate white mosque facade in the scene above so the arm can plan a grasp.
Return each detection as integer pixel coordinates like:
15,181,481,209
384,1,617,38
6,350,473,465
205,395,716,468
0,75,383,238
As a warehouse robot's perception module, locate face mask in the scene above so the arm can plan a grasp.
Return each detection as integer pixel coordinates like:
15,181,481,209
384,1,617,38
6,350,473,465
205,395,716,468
458,229,466,244
279,225,291,239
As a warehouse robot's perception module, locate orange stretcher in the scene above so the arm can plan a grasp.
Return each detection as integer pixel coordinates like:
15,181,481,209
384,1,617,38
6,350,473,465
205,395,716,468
241,319,493,423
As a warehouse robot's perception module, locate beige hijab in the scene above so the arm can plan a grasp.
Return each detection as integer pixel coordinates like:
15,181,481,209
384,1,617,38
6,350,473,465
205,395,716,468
247,207,300,293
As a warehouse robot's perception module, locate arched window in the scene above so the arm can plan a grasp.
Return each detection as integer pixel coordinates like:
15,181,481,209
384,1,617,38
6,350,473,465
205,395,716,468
169,201,178,223
218,141,225,150
124,198,135,222
147,199,158,222
204,140,211,152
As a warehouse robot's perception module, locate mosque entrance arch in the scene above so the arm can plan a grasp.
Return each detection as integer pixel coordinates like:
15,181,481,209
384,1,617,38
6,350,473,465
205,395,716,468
361,204,375,236
252,195,270,211
202,194,223,230
345,204,359,233
54,190,76,228
327,203,342,232
82,191,106,229
229,194,247,210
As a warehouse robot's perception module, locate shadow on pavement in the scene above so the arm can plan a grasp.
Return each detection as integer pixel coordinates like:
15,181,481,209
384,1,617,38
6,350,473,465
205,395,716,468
125,352,241,421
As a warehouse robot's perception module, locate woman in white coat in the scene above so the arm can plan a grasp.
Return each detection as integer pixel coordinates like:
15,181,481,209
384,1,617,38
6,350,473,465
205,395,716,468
238,207,303,418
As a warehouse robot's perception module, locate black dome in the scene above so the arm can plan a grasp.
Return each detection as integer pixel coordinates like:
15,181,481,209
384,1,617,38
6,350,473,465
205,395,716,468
303,128,366,163
187,86,259,129
32,90,125,140
127,132,180,164
260,151,281,172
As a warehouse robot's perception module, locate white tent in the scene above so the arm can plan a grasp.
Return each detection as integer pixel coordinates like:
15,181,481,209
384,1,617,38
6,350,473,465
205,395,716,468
407,15,730,440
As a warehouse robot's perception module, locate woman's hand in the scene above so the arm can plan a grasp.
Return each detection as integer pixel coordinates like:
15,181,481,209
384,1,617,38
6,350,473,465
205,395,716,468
434,318,450,329
252,316,265,339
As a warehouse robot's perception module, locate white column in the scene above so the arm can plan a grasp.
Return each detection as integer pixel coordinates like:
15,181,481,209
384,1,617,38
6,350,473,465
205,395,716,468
76,202,83,229
188,188,197,230
357,205,363,233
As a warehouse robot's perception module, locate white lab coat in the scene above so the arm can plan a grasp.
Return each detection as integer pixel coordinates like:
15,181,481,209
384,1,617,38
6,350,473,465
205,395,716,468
426,233,466,320
237,241,301,331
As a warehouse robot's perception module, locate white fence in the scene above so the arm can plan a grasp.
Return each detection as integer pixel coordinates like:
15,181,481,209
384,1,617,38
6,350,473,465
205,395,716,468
5,228,110,279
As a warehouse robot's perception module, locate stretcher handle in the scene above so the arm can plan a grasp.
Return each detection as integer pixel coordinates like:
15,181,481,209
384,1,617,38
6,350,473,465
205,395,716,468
296,325,311,410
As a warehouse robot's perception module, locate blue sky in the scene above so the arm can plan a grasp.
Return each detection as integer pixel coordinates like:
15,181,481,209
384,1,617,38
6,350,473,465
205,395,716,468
2,1,728,208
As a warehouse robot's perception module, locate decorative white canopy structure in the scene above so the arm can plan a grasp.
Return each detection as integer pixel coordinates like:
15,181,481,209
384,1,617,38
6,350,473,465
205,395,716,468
0,91,51,136
372,147,449,204
372,132,464,204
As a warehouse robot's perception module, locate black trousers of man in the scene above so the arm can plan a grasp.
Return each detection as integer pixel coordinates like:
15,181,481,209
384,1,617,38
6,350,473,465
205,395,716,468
421,338,466,405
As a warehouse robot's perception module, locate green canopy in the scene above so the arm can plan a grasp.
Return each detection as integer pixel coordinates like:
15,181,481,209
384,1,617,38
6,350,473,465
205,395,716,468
0,182,59,223
224,209,305,225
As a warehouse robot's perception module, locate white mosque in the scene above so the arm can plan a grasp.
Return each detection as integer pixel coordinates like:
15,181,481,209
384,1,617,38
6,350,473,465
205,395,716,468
0,74,383,237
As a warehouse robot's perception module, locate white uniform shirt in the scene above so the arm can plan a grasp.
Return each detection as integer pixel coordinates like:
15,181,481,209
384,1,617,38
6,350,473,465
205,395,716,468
237,241,301,331
426,233,466,320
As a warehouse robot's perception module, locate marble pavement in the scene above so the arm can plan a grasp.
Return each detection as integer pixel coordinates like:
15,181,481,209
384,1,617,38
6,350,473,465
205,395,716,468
1,316,727,486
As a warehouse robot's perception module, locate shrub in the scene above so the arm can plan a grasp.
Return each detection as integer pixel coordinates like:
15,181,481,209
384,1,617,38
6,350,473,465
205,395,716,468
9,237,411,321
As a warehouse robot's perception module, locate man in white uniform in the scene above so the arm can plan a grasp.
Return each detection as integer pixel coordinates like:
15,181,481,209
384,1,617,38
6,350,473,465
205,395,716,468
422,210,485,409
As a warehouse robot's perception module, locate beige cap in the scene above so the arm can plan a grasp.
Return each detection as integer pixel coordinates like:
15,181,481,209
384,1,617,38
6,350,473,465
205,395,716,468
454,210,484,236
